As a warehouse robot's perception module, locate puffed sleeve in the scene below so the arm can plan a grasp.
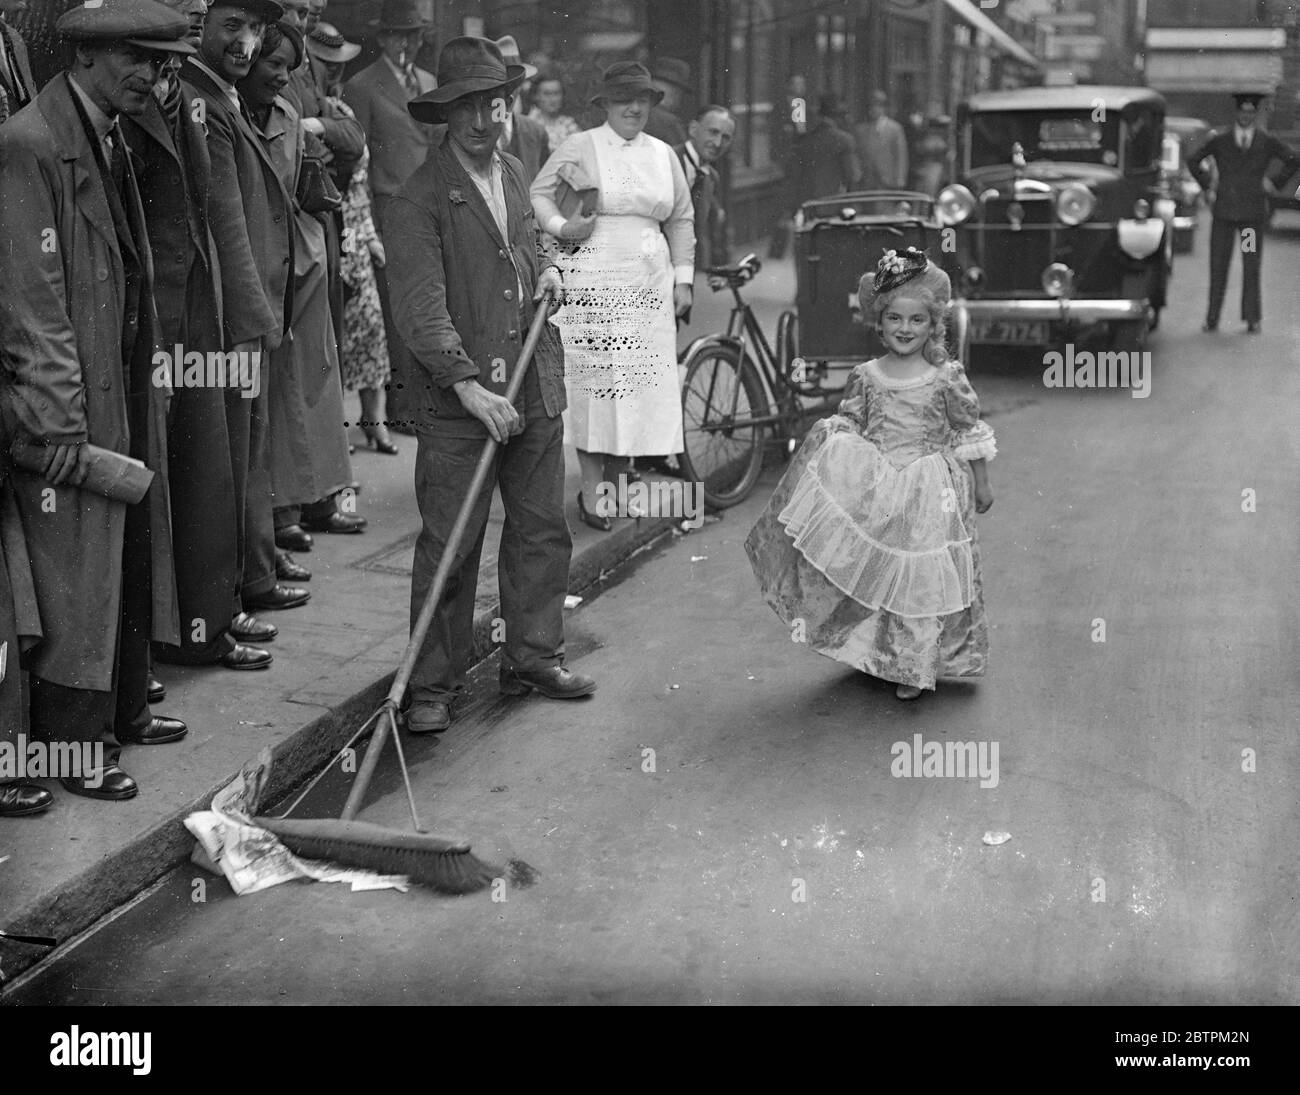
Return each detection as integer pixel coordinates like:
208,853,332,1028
662,144,696,285
828,364,869,432
943,362,997,461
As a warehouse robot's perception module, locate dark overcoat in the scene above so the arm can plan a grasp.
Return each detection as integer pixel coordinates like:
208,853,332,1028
0,75,179,691
384,138,566,436
122,82,241,647
180,60,292,345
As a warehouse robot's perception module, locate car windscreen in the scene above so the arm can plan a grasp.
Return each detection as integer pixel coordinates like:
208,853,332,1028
966,111,1121,170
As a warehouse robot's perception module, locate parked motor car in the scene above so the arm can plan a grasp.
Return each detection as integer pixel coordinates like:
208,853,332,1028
1162,116,1211,253
936,85,1171,352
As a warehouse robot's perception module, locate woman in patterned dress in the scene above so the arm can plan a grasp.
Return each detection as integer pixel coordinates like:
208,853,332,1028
339,147,397,453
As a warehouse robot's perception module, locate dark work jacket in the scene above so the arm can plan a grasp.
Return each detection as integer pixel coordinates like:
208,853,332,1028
675,141,718,269
384,138,566,437
1188,127,1300,222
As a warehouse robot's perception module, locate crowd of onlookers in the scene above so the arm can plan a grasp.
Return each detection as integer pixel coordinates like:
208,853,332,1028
0,0,928,817
0,0,741,816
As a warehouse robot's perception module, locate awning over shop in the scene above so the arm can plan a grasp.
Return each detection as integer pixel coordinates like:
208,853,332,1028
940,0,1042,71
1143,27,1285,94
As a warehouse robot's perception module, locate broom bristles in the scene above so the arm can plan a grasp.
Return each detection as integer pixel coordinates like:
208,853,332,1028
255,816,499,894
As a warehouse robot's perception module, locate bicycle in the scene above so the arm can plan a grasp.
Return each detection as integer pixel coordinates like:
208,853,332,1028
678,193,970,511
677,254,848,510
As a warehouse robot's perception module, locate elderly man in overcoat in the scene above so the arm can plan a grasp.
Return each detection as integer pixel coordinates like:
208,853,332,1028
386,36,595,734
0,0,193,802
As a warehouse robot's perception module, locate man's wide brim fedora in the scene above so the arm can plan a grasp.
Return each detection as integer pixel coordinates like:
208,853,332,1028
408,36,526,124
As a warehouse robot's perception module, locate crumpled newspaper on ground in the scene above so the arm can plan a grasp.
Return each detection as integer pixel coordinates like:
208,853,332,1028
184,748,409,894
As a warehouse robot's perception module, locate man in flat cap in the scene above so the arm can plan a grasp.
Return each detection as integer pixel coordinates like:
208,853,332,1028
1188,90,1300,333
0,0,195,802
385,36,595,734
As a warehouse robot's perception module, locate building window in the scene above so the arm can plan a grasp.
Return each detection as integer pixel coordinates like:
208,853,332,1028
729,0,777,175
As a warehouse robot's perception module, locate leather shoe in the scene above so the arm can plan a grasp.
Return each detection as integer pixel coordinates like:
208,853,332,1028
276,551,311,582
275,524,314,552
300,511,367,534
119,716,188,745
147,675,166,704
229,611,278,643
1201,320,1218,333
1247,321,1260,334
406,701,451,734
0,781,54,817
220,643,273,670
500,664,597,699
60,766,138,801
244,584,310,611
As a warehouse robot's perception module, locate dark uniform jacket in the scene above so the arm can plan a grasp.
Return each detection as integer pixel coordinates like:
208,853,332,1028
1188,127,1300,222
384,138,565,436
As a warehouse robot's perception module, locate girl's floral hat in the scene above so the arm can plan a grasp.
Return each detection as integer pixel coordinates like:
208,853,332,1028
873,247,929,295
862,246,952,309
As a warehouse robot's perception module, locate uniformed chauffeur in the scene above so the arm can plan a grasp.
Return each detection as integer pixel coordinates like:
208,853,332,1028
0,0,195,802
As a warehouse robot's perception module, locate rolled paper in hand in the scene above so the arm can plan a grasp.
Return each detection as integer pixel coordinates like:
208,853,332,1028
9,439,154,504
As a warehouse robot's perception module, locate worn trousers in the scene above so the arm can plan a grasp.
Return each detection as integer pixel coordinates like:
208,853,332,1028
409,403,572,704
1207,217,1263,324
29,495,152,768
227,338,277,602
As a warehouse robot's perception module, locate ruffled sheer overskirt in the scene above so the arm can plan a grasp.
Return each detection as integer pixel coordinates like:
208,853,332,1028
745,416,989,689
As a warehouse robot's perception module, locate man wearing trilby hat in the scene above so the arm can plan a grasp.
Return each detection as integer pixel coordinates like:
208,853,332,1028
1187,90,1300,334
385,36,594,734
492,34,550,185
0,0,196,803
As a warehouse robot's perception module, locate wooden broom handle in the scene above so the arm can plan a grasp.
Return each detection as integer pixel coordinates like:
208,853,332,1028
341,291,555,822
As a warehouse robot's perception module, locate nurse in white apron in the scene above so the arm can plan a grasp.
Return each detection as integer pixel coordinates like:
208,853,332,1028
531,61,696,531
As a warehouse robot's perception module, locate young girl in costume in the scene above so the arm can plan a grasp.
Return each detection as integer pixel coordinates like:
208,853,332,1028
745,247,995,699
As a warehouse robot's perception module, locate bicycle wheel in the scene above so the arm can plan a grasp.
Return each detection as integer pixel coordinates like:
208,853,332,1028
679,345,768,510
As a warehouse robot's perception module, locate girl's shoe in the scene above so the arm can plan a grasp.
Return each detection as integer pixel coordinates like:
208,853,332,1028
576,491,612,532
895,684,923,701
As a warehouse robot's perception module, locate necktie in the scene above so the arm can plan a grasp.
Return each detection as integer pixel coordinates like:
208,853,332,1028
1239,129,1251,151
106,122,126,199
403,66,419,101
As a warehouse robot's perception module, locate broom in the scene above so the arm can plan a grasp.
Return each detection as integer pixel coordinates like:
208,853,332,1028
255,290,556,893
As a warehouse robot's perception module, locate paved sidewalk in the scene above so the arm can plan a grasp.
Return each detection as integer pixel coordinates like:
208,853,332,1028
0,249,797,985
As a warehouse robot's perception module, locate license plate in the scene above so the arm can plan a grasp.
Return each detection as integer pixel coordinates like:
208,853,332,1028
970,319,1050,345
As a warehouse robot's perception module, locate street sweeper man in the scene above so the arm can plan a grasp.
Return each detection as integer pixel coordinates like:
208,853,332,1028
384,35,597,734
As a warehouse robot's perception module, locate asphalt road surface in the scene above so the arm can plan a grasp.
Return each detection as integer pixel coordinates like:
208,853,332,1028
9,220,1299,1005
